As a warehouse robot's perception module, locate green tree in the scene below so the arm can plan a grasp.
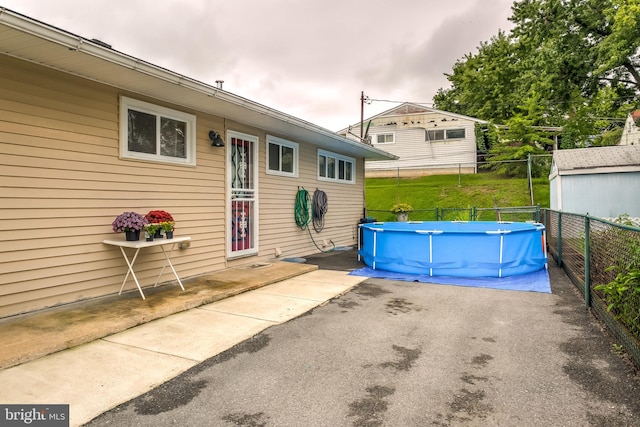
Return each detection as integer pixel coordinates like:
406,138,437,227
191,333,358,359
434,31,521,123
434,0,640,171
485,92,552,177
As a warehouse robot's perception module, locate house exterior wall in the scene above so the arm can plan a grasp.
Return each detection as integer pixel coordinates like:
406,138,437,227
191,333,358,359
0,56,364,318
256,135,365,260
553,172,640,219
358,114,478,177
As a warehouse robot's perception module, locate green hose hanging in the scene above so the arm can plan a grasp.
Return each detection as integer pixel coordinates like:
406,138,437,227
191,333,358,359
295,187,311,229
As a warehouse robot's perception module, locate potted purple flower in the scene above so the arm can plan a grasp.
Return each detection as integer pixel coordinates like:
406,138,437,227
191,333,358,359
112,211,148,241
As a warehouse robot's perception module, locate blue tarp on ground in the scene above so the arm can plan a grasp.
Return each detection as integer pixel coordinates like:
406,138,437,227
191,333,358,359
349,266,551,293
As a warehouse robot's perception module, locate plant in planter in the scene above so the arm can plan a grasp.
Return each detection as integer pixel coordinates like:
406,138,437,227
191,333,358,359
159,221,175,239
391,203,413,222
143,223,160,241
112,211,148,241
145,210,174,238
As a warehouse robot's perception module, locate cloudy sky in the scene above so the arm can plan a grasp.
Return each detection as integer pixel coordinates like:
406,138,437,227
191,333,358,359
2,0,514,131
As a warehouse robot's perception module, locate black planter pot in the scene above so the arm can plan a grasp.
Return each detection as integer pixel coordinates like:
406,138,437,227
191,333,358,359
165,230,174,239
125,230,141,241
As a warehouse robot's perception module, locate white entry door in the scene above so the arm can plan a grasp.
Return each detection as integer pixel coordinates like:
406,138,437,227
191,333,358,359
227,131,258,257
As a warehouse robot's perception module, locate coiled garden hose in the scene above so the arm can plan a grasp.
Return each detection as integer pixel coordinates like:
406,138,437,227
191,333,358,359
312,188,328,233
295,187,311,229
295,187,334,252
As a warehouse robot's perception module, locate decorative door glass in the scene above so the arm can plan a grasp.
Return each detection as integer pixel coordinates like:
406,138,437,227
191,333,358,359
230,136,256,254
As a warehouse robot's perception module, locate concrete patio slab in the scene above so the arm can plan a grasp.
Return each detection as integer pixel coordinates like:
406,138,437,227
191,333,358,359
104,309,273,361
201,292,325,323
0,260,316,369
254,276,364,301
0,339,195,426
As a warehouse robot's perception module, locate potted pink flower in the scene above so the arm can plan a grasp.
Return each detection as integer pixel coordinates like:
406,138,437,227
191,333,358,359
112,212,148,241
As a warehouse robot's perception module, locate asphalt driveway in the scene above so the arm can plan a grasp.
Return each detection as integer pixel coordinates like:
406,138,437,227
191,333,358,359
87,254,640,426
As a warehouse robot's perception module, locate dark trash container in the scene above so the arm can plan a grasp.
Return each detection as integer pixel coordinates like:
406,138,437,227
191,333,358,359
358,217,377,248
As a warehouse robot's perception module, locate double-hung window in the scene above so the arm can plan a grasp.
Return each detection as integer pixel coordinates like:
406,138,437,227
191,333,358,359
318,149,355,184
120,96,196,166
266,135,298,177
375,133,395,144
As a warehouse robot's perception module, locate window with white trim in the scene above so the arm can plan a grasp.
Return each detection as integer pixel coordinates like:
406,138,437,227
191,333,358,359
119,96,196,166
446,128,465,139
426,128,465,141
266,135,298,177
318,149,355,183
374,133,395,144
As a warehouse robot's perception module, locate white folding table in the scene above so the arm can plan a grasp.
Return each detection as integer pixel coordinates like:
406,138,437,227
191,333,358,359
103,236,191,300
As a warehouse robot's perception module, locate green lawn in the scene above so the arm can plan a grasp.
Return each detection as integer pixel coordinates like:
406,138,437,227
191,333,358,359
365,172,550,221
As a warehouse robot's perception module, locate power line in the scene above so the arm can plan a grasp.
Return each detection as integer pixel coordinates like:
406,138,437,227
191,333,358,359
367,98,436,106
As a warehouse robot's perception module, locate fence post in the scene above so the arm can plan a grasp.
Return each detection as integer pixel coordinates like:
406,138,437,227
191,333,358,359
584,215,591,307
535,204,540,223
557,211,563,267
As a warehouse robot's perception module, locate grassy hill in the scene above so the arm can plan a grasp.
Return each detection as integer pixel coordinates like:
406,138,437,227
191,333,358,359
365,172,550,221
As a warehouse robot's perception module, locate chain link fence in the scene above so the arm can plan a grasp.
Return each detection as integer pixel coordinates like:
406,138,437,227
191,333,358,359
542,209,640,368
366,206,541,223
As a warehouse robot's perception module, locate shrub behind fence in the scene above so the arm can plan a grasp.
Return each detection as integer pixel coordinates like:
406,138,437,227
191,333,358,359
542,209,640,368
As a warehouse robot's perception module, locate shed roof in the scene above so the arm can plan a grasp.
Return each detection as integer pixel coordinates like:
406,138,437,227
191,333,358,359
0,8,397,161
552,145,640,175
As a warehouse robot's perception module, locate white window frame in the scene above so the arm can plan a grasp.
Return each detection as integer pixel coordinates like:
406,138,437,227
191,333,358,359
119,96,196,166
446,128,466,140
426,128,466,142
266,135,299,177
374,133,395,144
317,149,356,184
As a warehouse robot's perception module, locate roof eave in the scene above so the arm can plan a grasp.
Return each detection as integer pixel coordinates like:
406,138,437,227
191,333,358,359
0,7,396,161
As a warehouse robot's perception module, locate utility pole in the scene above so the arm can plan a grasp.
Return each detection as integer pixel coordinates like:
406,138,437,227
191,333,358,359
360,91,365,139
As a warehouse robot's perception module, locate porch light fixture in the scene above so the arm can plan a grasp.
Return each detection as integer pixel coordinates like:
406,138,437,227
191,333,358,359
209,130,225,147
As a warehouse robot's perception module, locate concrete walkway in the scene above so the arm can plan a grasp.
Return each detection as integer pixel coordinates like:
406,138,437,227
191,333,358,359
0,261,366,426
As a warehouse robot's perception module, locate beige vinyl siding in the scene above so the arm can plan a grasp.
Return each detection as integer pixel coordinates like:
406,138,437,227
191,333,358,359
256,139,364,260
0,56,227,317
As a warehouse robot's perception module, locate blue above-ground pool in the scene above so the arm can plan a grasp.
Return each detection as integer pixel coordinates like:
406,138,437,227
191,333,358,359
358,221,547,278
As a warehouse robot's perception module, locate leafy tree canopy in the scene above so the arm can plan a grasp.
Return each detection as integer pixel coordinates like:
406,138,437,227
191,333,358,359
434,0,640,173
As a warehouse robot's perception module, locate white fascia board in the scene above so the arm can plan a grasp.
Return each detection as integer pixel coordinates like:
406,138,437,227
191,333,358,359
558,166,640,176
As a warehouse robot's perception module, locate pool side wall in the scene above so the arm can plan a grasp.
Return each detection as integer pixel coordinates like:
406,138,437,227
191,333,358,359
359,222,547,278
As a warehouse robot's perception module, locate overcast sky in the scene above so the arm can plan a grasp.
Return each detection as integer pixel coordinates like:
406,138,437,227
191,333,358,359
2,0,514,131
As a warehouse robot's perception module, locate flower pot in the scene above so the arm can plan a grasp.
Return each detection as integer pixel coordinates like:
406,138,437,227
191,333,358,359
165,231,174,239
125,230,141,241
145,231,154,242
396,212,409,222
154,228,163,239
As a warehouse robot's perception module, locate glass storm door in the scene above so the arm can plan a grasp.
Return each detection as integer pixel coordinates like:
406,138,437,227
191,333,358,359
228,132,258,256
